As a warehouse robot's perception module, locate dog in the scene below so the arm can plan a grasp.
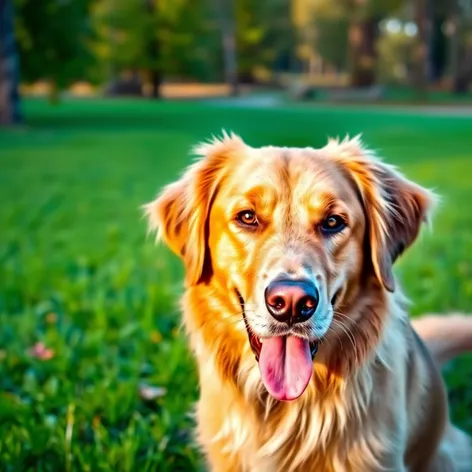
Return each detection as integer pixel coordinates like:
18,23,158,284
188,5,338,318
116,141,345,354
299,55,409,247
144,134,472,471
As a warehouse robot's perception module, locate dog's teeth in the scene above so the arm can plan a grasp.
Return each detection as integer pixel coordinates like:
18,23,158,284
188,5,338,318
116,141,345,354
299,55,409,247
259,338,263,344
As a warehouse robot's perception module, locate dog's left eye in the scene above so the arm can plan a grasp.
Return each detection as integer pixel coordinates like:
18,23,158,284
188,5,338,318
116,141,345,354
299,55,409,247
237,210,258,226
320,215,346,234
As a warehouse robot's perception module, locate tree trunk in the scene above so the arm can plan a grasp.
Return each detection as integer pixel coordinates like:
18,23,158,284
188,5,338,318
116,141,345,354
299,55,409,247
448,0,470,94
449,0,461,92
455,44,472,94
412,0,433,97
348,18,378,88
145,0,161,99
150,70,161,98
217,0,238,96
429,15,447,84
0,0,22,125
48,80,60,104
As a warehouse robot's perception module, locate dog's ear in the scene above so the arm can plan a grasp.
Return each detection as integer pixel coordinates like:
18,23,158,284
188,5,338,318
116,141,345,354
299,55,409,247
327,137,436,292
143,132,245,286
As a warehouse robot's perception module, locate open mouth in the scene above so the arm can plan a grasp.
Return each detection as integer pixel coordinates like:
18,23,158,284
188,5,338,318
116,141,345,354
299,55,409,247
246,328,318,361
238,291,318,402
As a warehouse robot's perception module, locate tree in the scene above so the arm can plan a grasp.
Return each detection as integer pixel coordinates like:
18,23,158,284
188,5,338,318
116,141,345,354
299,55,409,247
157,0,219,81
376,22,416,85
348,0,405,87
0,0,22,125
429,11,447,83
145,0,161,98
412,0,429,94
93,0,159,95
236,0,294,83
448,0,472,93
309,0,404,87
348,11,380,87
423,0,467,88
13,0,93,102
315,16,350,73
449,0,462,92
216,0,238,95
92,0,216,97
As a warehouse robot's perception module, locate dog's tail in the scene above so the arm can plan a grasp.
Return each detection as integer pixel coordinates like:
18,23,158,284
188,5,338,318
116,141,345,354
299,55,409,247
412,313,472,367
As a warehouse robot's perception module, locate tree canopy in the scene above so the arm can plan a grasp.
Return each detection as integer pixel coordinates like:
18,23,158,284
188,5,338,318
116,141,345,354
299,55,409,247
7,0,472,99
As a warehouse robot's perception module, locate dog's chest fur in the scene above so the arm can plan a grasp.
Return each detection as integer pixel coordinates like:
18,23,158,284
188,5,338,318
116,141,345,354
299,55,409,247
196,356,401,472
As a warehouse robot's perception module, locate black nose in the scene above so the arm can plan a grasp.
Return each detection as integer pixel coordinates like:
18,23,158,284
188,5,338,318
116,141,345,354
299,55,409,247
264,279,319,325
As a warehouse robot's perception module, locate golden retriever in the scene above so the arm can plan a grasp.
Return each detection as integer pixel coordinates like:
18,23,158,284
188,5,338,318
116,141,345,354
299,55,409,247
144,134,472,472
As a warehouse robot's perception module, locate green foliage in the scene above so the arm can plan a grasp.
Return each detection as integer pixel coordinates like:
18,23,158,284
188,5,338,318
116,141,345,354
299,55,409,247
10,0,472,91
236,0,293,79
314,17,349,71
157,0,220,80
12,0,296,88
377,29,416,85
0,99,471,470
309,0,406,75
90,0,222,84
93,0,158,72
322,0,405,19
13,0,94,89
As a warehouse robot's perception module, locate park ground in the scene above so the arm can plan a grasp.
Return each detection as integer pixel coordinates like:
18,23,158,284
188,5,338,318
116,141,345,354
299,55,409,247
1,98,472,471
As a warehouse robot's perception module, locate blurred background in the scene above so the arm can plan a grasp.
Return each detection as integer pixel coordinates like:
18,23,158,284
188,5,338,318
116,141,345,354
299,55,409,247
3,0,472,108
1,0,472,471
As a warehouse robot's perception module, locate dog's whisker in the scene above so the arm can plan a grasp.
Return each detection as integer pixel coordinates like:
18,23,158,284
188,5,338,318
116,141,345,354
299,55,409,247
332,315,362,347
331,319,359,363
332,310,361,330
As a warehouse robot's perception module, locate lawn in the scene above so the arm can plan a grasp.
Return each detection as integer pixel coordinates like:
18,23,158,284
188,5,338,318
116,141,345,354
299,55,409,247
1,98,472,471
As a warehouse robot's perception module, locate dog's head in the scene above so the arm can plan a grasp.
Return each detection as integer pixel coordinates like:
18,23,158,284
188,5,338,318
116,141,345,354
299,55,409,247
145,134,435,401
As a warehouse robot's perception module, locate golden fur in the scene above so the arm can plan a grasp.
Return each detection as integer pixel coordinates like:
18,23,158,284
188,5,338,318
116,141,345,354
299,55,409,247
144,134,472,471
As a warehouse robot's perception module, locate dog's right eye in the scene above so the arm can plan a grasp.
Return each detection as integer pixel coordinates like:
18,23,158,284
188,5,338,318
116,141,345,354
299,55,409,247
236,210,258,227
320,215,346,235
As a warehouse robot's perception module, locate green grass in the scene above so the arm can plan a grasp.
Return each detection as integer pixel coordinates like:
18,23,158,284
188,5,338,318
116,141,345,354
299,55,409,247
1,98,472,471
383,86,472,104
300,84,472,105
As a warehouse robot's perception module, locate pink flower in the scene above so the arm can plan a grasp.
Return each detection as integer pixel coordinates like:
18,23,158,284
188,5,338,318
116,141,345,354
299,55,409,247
29,342,55,360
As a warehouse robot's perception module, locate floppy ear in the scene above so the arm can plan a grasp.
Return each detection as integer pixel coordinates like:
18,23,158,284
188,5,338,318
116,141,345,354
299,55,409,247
327,137,437,292
143,132,245,286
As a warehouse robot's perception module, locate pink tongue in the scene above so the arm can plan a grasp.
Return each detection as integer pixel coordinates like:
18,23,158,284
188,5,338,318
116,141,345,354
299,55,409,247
258,336,313,401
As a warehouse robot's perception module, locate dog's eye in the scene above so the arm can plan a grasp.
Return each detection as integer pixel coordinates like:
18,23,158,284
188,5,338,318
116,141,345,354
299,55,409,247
237,210,258,226
320,215,346,234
